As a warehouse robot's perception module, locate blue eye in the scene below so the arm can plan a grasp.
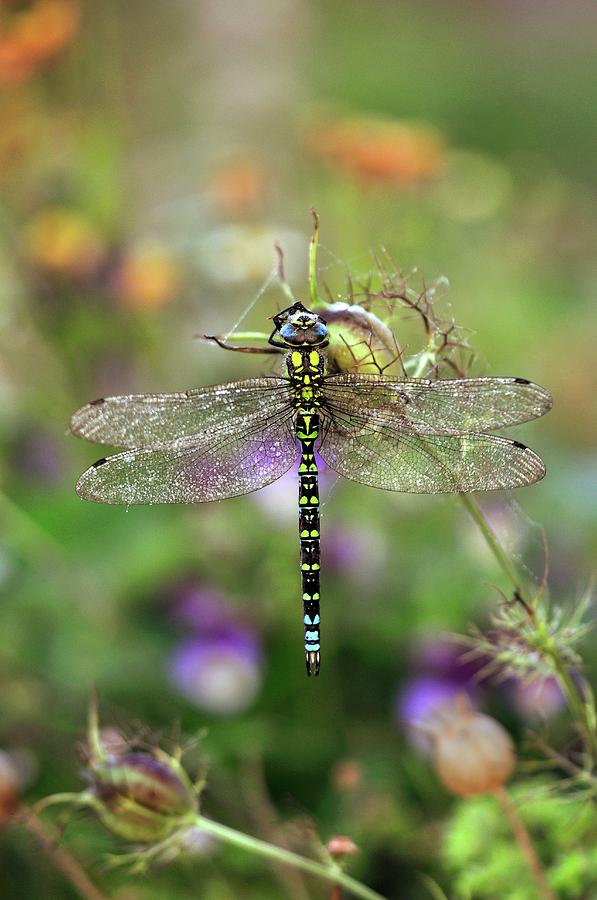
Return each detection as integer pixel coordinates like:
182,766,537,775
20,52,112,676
314,323,328,338
280,324,295,338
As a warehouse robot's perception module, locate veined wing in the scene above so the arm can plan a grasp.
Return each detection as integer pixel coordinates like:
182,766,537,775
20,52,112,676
76,410,298,504
71,377,290,448
322,374,552,434
318,410,546,494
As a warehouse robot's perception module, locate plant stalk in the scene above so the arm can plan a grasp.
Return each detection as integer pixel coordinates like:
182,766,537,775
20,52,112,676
196,816,387,900
493,787,555,900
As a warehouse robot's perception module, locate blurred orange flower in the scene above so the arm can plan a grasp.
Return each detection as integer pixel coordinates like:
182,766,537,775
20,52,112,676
308,114,446,186
208,157,266,217
0,0,81,85
25,207,105,277
114,244,181,311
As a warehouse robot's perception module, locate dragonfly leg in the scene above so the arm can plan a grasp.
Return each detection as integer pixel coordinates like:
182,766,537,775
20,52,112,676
201,335,283,354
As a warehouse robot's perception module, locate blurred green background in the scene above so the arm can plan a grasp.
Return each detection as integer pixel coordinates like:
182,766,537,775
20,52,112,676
1,1,597,897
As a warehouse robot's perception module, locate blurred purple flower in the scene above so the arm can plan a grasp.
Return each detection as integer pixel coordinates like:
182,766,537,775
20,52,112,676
322,524,387,584
398,676,465,729
170,582,236,633
250,452,333,523
413,636,486,685
169,631,262,715
511,676,565,721
395,635,486,752
14,430,63,484
397,675,474,754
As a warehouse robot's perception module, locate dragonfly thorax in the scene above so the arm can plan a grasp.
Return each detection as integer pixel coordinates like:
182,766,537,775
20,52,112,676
286,348,326,409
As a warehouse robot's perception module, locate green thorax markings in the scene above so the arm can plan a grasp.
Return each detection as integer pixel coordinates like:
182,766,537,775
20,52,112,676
287,349,325,411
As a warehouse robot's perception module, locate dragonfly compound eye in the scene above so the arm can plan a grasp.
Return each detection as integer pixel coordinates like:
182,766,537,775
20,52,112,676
280,316,328,346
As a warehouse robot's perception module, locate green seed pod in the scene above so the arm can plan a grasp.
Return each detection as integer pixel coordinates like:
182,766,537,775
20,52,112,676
323,302,399,374
87,751,198,844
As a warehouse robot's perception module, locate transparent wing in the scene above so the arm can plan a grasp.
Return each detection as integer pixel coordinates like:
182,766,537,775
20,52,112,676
318,410,546,493
322,374,552,434
71,377,290,448
76,412,298,504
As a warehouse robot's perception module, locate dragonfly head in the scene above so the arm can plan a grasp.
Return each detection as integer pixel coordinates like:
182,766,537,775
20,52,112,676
271,302,329,348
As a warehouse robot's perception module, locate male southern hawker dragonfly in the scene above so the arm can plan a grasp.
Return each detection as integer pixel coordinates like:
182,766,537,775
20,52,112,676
71,301,551,676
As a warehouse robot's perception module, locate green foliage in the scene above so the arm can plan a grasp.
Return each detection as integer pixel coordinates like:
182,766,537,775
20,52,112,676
444,780,597,899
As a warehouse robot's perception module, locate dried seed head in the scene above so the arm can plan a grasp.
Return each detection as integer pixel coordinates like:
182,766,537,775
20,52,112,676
427,695,515,797
323,302,399,374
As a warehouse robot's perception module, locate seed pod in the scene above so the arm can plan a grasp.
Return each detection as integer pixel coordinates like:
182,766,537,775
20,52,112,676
429,696,515,797
87,750,198,844
323,303,399,374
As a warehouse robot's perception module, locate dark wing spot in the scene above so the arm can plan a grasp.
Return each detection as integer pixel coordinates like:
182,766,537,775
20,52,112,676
512,440,527,449
92,457,108,468
90,398,105,406
513,377,530,385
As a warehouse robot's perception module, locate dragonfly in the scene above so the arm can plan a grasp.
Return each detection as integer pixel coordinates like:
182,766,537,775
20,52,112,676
71,300,552,676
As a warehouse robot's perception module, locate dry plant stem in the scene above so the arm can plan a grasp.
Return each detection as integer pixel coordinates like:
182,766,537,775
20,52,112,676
331,885,343,900
196,816,388,900
19,808,108,900
493,787,556,900
460,492,597,760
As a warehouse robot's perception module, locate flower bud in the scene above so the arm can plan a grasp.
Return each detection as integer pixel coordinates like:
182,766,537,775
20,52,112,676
428,696,515,796
87,750,198,844
326,835,359,860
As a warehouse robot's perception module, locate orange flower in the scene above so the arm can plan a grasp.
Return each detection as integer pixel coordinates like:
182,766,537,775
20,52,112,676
114,244,181,311
308,114,446,186
208,157,266,217
0,0,80,85
25,207,105,276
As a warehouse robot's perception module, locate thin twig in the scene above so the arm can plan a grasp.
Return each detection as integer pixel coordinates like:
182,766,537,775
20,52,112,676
17,807,108,900
493,787,555,900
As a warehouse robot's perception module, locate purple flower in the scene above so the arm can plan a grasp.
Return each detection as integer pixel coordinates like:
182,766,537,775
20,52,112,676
322,524,387,584
398,676,466,729
251,453,333,523
169,631,262,715
397,676,474,754
170,582,236,633
511,676,565,721
14,431,63,483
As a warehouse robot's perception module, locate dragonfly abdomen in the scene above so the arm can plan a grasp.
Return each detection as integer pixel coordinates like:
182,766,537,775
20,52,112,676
289,347,326,676
297,409,321,676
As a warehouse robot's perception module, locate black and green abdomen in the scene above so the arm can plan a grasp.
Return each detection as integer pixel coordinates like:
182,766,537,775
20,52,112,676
288,348,325,676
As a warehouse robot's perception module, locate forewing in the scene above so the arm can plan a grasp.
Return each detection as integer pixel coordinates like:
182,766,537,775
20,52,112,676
318,412,546,493
71,377,290,448
322,374,552,434
76,413,298,504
